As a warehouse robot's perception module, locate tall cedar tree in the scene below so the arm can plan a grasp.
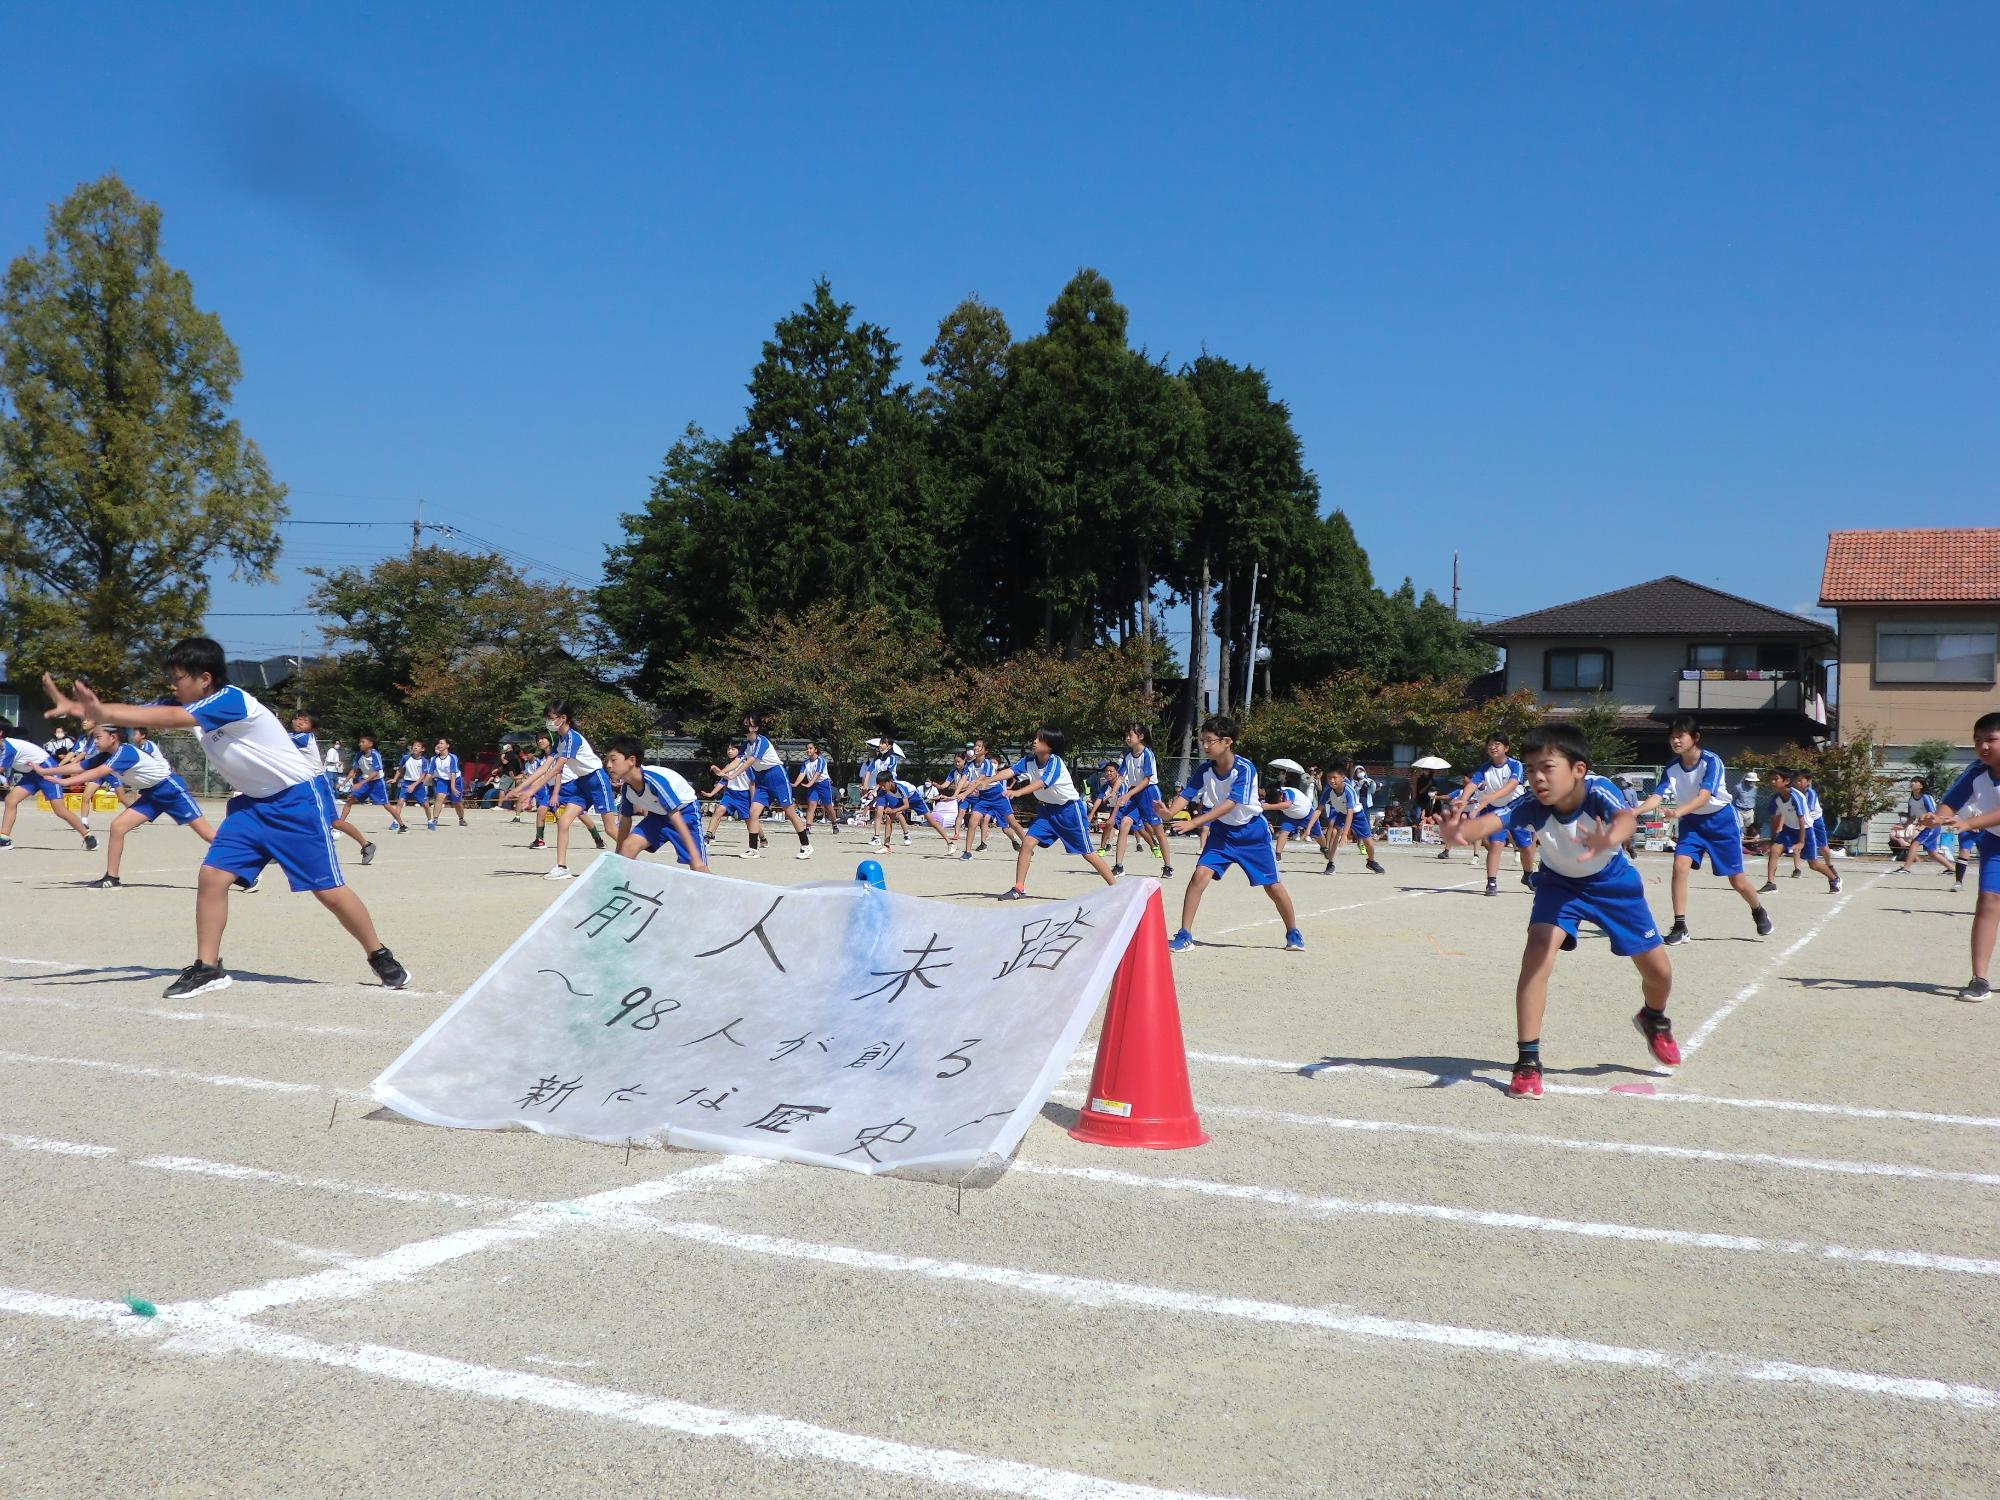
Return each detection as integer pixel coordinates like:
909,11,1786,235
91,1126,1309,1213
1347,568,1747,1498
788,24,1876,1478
0,175,285,696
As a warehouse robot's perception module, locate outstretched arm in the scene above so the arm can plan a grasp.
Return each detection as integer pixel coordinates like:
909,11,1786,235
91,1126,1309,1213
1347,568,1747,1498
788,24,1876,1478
42,673,196,731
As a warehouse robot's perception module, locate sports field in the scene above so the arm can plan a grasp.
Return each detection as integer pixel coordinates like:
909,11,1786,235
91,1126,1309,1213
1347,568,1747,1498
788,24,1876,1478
2,808,1994,1498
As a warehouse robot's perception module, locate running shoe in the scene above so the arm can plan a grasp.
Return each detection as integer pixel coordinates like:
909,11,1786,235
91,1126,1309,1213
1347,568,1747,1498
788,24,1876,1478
1951,881,1964,893
1000,888,1026,901
1323,861,1336,875
869,836,882,847
1828,876,1841,893
959,850,972,862
0,837,11,849
1160,864,1174,878
1168,928,1195,952
1789,869,1801,879
426,819,437,831
1663,922,1690,946
1284,928,1305,951
1752,907,1772,937
589,829,606,850
367,946,411,989
1112,864,1125,876
1559,931,1578,952
1508,1064,1542,1100
394,823,407,834
360,841,377,866
164,960,231,999
794,844,814,860
529,838,547,850
1521,871,1536,890
87,874,121,889
1435,849,1450,861
1484,879,1497,897
740,849,761,860
543,865,573,881
1366,860,1386,874
1888,866,1908,876
1634,1009,1681,1067
238,877,259,893
902,835,911,846
1959,977,1991,1003
83,834,99,852
1757,880,1778,893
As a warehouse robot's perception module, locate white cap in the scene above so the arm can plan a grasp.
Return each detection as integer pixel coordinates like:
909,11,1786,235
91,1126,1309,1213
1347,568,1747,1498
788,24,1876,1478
1744,771,1760,782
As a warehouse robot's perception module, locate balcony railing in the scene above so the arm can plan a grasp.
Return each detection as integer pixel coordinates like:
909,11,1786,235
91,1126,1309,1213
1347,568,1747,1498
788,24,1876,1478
1674,675,1826,722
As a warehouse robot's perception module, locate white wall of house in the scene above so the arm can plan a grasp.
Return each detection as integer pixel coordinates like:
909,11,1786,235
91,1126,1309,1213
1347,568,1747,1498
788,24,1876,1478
1499,635,1689,717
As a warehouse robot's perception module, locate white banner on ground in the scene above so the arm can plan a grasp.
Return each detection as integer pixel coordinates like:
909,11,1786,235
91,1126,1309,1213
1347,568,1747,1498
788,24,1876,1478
372,857,1154,1176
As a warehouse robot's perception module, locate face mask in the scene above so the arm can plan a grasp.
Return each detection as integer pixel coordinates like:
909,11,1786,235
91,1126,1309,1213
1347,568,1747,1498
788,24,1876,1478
544,719,561,734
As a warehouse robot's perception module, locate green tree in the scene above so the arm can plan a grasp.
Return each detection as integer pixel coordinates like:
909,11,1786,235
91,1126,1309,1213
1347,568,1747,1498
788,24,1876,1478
1379,580,1496,683
599,281,939,699
299,545,621,748
0,175,285,695
1906,738,1958,794
1565,692,1639,771
1739,725,1898,829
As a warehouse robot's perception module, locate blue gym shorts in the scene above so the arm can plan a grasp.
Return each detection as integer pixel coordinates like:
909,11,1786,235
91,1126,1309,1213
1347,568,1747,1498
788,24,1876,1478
1486,814,1533,847
349,778,388,806
1350,810,1374,840
14,768,68,802
808,781,835,805
635,811,705,865
1529,861,1662,957
1119,787,1162,828
129,776,203,826
558,769,616,815
1973,832,2000,893
720,788,751,820
1674,808,1745,877
204,779,344,893
1026,799,1093,855
434,778,463,805
397,780,424,800
1197,818,1281,887
1775,827,1804,853
754,765,794,809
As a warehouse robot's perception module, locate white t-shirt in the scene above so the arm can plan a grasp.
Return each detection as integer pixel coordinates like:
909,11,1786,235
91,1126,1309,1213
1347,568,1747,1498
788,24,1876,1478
1501,782,1630,881
1180,756,1263,828
1011,753,1080,805
185,688,315,800
623,766,698,818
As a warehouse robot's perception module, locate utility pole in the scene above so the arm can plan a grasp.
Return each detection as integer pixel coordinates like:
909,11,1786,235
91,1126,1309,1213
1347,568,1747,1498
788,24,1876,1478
1452,551,1460,618
411,498,424,560
1242,561,1261,716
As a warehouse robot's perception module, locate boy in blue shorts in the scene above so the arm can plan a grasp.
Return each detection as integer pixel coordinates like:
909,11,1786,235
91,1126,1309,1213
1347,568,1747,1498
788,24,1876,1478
1795,769,1838,885
340,733,397,830
1110,724,1171,876
1162,715,1302,951
41,644,408,998
792,740,840,836
876,770,954,852
393,739,430,831
53,724,217,886
0,719,97,851
1317,760,1387,876
1892,777,1954,877
506,703,616,879
1460,733,1540,896
291,711,373,864
426,737,468,829
1442,722,1677,1101
1631,716,1771,944
998,728,1117,898
1921,711,2000,1001
1263,779,1316,857
715,714,813,860
1760,768,1838,893
960,736,1025,858
603,736,709,870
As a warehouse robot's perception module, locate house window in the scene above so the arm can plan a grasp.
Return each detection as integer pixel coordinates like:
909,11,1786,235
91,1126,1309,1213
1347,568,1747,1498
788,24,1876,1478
1688,643,1797,674
1876,623,1998,685
0,692,18,724
1544,649,1611,691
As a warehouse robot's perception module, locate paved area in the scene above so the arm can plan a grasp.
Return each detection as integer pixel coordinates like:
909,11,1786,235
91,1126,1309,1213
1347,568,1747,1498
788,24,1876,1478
1,808,1994,1498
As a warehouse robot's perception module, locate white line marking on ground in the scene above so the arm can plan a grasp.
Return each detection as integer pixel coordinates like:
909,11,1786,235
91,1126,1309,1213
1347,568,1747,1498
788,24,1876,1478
1185,1049,2000,1130
1048,1093,2000,1189
1213,878,1479,936
0,1131,119,1158
0,955,444,999
135,1155,534,1212
620,1222,2000,1412
0,990,409,1042
193,1157,773,1319
0,1049,349,1097
0,1291,1238,1500
1681,870,1889,1057
1011,1162,2000,1276
263,1238,357,1264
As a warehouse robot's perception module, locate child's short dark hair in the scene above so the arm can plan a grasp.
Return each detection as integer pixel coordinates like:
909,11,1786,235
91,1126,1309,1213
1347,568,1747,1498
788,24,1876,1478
95,724,128,743
875,770,895,784
0,717,14,735
1486,731,1510,748
1034,726,1066,756
1770,765,1792,779
1521,723,1589,767
165,637,227,686
603,735,645,761
1667,715,1702,739
1795,766,1814,780
293,709,318,727
1125,723,1151,744
1910,776,1927,791
1100,760,1117,773
542,701,574,720
358,731,376,744
1201,714,1240,743
1974,711,2000,738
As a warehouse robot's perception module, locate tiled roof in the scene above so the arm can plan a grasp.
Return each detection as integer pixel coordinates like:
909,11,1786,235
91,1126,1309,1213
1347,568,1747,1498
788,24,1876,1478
1475,576,1832,642
1820,529,2000,605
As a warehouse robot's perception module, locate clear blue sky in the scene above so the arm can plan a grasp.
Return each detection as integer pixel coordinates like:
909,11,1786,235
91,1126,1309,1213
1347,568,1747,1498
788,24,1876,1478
4,4,1994,665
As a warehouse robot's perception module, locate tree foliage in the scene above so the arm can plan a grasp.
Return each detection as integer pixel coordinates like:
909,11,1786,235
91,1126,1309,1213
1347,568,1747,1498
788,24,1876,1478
1736,724,1899,826
0,175,285,695
299,545,636,748
1238,674,1542,773
1565,693,1640,771
1905,738,1959,793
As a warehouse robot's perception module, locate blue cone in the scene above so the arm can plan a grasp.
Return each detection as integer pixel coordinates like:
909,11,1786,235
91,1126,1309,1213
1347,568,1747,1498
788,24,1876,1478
855,859,886,890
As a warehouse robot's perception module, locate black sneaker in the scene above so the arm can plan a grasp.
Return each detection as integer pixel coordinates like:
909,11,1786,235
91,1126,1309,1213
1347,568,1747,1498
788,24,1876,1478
1757,881,1778,894
0,835,13,848
360,841,377,866
87,874,121,889
368,946,411,989
1663,923,1690,946
1752,908,1773,937
164,960,230,999
999,888,1026,901
589,829,606,850
1520,871,1536,889
83,834,99,852
1112,864,1125,876
1160,864,1174,878
1828,876,1841,893
1959,977,1991,1003
1789,869,1801,879
1323,861,1336,875
1366,860,1386,874
1484,880,1497,897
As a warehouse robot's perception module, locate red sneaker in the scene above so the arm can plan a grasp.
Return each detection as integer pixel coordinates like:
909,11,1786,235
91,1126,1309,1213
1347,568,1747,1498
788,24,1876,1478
1635,1009,1681,1067
1508,1064,1543,1100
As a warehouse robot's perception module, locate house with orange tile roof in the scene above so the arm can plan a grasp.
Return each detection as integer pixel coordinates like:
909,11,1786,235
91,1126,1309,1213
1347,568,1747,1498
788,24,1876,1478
1820,528,2000,757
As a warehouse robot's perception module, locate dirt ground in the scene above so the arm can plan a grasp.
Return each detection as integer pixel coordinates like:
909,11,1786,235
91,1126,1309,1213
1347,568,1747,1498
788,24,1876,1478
2,803,1994,1498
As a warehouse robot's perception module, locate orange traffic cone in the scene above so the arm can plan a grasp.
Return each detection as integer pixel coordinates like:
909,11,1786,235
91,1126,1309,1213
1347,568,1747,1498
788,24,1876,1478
1069,886,1208,1149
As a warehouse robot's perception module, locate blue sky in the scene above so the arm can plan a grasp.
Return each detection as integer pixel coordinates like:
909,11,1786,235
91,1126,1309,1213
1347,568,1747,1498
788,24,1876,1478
3,4,1994,666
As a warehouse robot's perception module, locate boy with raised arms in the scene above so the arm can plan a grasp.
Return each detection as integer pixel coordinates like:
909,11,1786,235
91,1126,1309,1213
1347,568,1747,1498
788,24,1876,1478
1630,715,1771,944
1163,714,1302,952
1443,722,1675,1101
998,727,1117,898
53,724,216,887
42,642,407,998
